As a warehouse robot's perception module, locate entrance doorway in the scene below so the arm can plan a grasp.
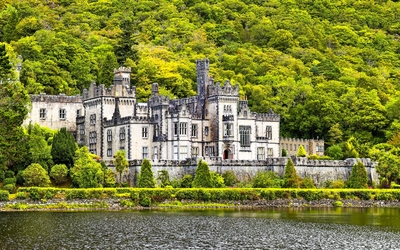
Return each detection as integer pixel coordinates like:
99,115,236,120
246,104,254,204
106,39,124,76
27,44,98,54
223,149,231,160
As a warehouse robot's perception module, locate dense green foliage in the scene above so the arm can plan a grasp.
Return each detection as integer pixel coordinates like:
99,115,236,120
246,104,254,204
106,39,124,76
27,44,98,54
113,150,128,184
22,163,51,187
0,190,9,201
283,159,300,188
50,164,68,184
192,160,212,188
70,147,104,188
252,171,282,188
138,159,155,188
157,170,171,188
210,171,225,188
180,174,193,188
0,0,399,155
222,171,237,187
51,128,77,168
347,161,368,188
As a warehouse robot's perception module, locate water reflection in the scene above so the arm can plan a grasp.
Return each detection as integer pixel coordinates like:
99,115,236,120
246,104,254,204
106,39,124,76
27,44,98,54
1,208,400,249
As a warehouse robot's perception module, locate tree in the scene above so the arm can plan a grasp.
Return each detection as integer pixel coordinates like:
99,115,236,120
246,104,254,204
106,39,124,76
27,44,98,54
283,158,300,188
376,154,400,188
22,163,51,187
297,145,307,157
157,170,171,188
113,150,129,185
0,44,12,80
138,159,155,188
222,171,237,187
0,81,30,169
70,147,104,188
180,174,193,188
210,171,225,188
347,161,368,189
192,159,212,188
50,164,68,184
325,144,343,160
51,128,77,168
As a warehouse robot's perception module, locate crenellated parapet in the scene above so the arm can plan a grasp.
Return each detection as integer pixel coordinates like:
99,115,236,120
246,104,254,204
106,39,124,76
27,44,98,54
208,80,239,97
255,112,280,122
82,81,136,100
30,93,82,103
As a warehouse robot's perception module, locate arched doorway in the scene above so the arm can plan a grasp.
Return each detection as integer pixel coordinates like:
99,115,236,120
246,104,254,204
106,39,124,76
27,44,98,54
224,149,230,160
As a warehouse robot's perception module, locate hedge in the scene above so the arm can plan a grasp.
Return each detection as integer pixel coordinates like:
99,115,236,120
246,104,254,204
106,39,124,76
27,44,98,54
0,190,9,201
11,187,400,204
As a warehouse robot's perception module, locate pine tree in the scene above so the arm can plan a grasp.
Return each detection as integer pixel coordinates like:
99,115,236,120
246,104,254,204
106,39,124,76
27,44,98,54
347,161,368,188
138,159,155,188
297,145,307,157
283,158,300,188
51,127,77,168
192,159,212,188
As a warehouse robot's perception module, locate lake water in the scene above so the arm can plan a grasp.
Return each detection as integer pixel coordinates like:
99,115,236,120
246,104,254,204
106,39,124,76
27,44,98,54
1,208,400,249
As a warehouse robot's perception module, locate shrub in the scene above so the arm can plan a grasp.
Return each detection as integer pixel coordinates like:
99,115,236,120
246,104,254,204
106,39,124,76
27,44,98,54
210,172,225,188
28,188,41,200
192,160,212,188
16,191,27,199
5,170,14,178
22,163,51,187
297,145,307,157
170,179,181,188
252,171,282,188
333,201,343,207
2,184,16,194
300,177,316,189
283,158,300,188
282,149,287,157
0,190,9,201
120,200,134,207
103,169,116,187
375,192,392,201
157,170,171,188
50,164,69,184
180,174,193,188
324,179,345,189
138,159,155,188
222,171,237,187
347,161,368,189
139,196,151,207
3,177,16,186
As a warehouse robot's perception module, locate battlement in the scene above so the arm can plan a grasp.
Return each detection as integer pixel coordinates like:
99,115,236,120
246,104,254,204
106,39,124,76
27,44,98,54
281,137,324,144
196,59,209,71
208,80,239,97
82,81,136,100
30,93,82,103
254,112,280,122
114,66,131,73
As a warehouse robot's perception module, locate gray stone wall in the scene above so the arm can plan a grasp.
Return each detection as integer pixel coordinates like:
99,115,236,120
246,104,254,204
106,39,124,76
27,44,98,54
113,157,378,186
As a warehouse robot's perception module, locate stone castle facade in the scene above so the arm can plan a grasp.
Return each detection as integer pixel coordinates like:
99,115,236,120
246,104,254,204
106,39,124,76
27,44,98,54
25,59,280,163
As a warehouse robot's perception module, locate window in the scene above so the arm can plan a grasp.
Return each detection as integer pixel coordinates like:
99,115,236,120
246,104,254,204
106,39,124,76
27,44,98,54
223,105,232,113
174,123,178,136
120,127,125,140
316,145,324,152
173,146,178,160
205,127,209,136
267,148,273,157
77,109,81,117
205,146,215,157
142,147,148,159
142,127,148,138
191,147,199,157
79,125,85,135
39,108,46,119
59,108,66,120
180,123,187,135
89,131,97,144
180,146,187,159
290,144,292,151
107,148,112,157
154,124,159,137
224,123,233,137
239,126,251,147
266,126,272,140
191,124,198,137
257,147,265,160
153,146,158,160
90,114,96,125
107,130,112,142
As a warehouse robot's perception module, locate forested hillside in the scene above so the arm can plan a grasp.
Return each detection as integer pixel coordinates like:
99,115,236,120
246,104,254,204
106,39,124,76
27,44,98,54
1,0,400,157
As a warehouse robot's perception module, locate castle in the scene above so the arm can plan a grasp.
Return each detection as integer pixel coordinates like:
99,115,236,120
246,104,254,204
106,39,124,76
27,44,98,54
24,59,280,163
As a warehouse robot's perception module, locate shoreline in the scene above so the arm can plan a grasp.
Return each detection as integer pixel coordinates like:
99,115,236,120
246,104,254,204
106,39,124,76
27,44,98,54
2,198,400,212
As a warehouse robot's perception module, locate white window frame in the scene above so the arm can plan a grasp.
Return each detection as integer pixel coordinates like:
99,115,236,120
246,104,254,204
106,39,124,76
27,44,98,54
59,108,66,120
142,147,148,159
39,108,46,120
142,127,148,138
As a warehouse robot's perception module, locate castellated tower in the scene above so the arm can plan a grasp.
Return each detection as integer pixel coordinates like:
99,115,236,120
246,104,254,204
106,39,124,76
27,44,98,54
196,58,210,116
114,67,131,86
